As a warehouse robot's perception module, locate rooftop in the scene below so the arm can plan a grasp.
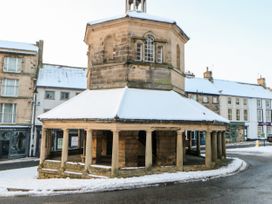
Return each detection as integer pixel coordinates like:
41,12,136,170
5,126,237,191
37,64,87,90
38,87,229,124
0,40,38,53
185,77,272,99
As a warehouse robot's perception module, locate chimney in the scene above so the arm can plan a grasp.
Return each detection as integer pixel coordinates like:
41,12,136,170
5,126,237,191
257,76,266,88
203,67,213,82
36,40,44,69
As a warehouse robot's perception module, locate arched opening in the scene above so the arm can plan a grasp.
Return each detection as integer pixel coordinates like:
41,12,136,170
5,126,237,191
144,35,155,62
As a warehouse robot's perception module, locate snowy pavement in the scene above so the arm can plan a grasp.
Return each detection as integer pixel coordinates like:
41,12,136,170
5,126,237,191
0,158,246,197
227,146,272,156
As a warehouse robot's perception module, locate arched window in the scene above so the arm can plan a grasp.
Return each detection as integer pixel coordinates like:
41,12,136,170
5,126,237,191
156,46,163,63
136,42,143,61
144,35,155,62
176,44,181,69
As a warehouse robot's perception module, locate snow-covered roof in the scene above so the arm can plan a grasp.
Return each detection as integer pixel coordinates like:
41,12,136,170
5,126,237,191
38,87,229,124
0,40,38,53
37,64,87,90
89,11,176,25
185,77,272,99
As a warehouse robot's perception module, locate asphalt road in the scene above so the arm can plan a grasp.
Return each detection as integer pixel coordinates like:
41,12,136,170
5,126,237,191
1,153,272,204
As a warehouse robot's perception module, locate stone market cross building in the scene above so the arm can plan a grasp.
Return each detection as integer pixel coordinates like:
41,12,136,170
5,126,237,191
38,0,228,179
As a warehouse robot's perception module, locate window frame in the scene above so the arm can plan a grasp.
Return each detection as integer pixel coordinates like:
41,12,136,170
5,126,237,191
135,42,143,62
156,45,163,63
202,96,209,103
44,91,55,100
228,109,232,120
144,34,155,63
1,78,19,97
60,92,70,100
0,103,16,123
3,57,22,73
236,109,240,121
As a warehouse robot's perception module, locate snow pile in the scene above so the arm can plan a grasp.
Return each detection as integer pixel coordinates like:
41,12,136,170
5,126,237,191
0,158,245,197
227,146,272,156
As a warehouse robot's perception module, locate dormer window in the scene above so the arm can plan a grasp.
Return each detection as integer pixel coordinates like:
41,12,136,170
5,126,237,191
144,35,155,62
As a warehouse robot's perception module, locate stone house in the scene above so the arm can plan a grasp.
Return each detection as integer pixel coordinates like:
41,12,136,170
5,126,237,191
37,0,228,179
0,40,43,159
31,64,87,157
185,68,272,142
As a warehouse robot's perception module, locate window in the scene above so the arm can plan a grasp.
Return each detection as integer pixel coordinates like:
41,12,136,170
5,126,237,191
1,79,18,97
236,109,240,121
3,57,22,73
236,98,240,105
0,103,16,123
45,91,55,100
244,109,248,121
60,92,70,100
136,43,143,61
202,96,209,103
258,126,264,138
156,46,163,63
228,109,232,120
243,98,248,106
144,35,155,62
190,94,197,101
257,109,263,122
267,126,272,136
176,44,180,69
257,99,262,108
266,110,272,122
212,96,219,104
228,97,232,105
265,100,271,109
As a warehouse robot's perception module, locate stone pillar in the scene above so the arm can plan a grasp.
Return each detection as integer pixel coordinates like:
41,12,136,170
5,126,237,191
196,131,201,156
222,132,226,158
183,132,186,162
145,130,153,169
46,130,52,158
133,0,136,10
176,130,184,170
111,130,119,176
188,131,192,151
205,131,212,168
77,129,81,148
85,129,93,171
61,129,69,169
217,132,223,159
39,128,47,165
211,132,218,162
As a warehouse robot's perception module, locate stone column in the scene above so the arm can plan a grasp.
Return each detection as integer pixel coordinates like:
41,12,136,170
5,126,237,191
111,130,119,176
145,130,153,169
85,129,93,171
222,132,226,158
217,132,223,159
176,130,184,170
61,129,69,169
205,131,212,168
211,132,218,162
196,131,201,156
183,132,187,162
39,128,47,165
133,0,136,10
188,131,192,151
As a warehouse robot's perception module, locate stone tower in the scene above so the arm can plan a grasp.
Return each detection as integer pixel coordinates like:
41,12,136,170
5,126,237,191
84,0,189,94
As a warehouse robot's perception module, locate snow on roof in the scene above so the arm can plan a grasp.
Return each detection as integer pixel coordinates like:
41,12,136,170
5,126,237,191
37,64,87,90
0,40,38,53
88,11,176,25
185,77,272,99
38,87,229,124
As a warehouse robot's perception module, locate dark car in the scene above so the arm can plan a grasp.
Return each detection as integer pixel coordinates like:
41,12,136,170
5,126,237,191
267,134,272,143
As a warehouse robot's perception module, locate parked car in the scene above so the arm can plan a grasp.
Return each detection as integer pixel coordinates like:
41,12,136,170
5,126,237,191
267,134,272,143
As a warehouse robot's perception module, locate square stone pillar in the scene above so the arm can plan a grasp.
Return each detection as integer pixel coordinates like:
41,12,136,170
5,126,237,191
111,130,119,176
196,131,201,156
222,132,226,158
85,129,93,171
217,132,223,159
205,131,212,168
176,130,184,170
211,132,218,162
39,128,47,165
145,130,153,169
61,129,69,169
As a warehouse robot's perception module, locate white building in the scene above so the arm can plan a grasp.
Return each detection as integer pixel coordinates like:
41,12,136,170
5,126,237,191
186,70,272,141
31,64,87,156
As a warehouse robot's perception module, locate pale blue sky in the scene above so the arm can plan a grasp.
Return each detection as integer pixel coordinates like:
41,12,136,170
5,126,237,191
0,0,271,86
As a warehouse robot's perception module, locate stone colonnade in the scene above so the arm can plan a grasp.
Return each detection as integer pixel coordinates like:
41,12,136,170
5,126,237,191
39,125,227,177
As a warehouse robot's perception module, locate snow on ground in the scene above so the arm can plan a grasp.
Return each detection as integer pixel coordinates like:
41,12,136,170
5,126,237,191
0,158,246,197
227,146,272,156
